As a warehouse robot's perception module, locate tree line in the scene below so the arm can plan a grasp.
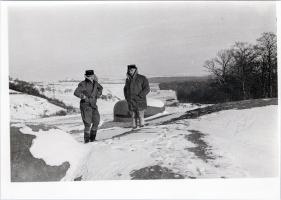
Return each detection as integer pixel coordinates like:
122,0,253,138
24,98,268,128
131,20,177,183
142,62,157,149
159,32,277,103
204,32,277,101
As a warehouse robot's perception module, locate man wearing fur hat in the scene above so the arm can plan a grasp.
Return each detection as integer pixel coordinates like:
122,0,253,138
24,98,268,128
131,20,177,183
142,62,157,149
124,64,150,129
74,70,103,143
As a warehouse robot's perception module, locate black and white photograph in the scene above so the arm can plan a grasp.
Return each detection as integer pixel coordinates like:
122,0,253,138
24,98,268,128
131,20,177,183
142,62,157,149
1,1,280,199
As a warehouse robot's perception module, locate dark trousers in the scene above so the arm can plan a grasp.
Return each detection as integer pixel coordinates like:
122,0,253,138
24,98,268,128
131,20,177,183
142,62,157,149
80,104,100,142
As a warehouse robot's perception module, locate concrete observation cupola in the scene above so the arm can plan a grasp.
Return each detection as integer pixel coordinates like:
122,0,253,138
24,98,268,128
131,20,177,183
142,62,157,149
113,99,165,122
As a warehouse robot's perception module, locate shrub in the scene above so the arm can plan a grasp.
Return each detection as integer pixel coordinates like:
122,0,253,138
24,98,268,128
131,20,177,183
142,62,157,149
9,80,41,97
55,110,67,116
175,81,227,103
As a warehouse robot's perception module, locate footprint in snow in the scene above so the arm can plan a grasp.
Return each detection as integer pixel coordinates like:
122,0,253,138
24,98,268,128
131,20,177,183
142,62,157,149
129,148,136,152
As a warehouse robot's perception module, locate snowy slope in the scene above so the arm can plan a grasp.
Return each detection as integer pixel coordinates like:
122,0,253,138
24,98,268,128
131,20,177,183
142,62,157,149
187,105,279,177
13,104,279,181
10,90,66,120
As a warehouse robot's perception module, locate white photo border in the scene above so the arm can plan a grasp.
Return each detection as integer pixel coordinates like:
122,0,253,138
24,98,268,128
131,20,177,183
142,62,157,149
1,1,280,199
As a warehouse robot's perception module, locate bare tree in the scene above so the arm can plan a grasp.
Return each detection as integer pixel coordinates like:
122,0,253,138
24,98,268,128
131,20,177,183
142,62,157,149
203,32,277,102
256,32,277,97
230,42,257,99
204,49,233,85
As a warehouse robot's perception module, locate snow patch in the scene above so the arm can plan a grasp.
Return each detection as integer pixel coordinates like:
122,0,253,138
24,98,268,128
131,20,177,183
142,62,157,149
10,93,66,120
9,89,21,94
145,111,169,120
20,126,91,181
147,98,165,108
187,105,279,177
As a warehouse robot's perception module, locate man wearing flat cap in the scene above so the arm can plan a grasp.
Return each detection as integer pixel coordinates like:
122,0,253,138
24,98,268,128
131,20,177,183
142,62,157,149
74,70,103,143
124,64,150,129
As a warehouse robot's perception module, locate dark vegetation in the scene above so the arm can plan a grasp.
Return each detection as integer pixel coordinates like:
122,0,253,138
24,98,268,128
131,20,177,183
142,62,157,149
160,80,228,103
9,79,77,113
159,32,278,103
54,110,68,116
148,76,210,83
184,130,215,163
130,165,185,179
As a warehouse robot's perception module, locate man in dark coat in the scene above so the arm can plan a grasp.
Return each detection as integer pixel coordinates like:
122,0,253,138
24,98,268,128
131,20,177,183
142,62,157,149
124,64,150,129
74,70,103,143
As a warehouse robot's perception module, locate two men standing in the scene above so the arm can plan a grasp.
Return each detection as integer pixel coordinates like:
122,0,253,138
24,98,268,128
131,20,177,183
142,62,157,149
74,65,150,143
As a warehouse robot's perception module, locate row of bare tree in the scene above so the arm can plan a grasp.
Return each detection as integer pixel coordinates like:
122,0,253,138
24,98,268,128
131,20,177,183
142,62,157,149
204,32,277,100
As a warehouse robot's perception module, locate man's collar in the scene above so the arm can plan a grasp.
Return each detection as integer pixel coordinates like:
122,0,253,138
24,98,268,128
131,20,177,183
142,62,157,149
85,78,94,83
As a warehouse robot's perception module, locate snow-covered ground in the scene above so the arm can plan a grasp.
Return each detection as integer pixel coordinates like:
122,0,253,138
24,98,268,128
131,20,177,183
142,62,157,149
11,104,279,180
188,106,279,177
9,81,279,181
9,89,66,120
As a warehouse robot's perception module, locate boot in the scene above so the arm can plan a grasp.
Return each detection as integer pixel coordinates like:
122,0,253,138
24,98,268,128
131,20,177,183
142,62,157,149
84,133,90,144
89,130,97,142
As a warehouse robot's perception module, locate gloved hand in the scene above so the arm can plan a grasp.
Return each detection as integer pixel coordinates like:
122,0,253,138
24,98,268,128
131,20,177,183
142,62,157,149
81,94,86,99
126,73,130,79
81,94,91,103
93,74,98,82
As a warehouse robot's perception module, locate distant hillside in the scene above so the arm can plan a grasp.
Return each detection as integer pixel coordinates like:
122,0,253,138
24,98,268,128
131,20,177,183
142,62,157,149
10,89,67,119
148,76,211,83
9,79,77,113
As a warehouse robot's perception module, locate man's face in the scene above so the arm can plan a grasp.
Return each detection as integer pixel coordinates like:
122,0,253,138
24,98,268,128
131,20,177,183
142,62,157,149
86,75,94,82
128,68,136,76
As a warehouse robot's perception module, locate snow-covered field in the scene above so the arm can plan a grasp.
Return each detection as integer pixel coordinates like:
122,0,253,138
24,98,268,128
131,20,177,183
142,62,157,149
9,81,279,181
9,89,66,120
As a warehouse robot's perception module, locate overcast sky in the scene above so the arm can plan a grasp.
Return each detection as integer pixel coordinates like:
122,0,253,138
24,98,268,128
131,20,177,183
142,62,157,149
8,2,276,81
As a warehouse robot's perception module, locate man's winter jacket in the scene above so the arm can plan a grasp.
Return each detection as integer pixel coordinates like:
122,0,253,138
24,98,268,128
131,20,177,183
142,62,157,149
74,79,103,108
124,69,150,111
74,79,103,126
